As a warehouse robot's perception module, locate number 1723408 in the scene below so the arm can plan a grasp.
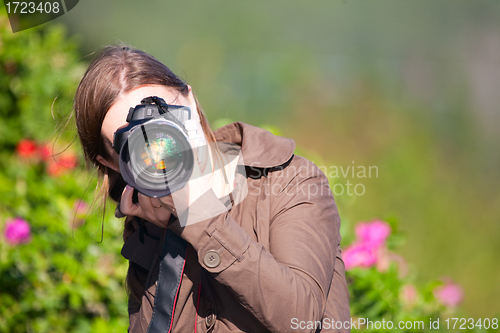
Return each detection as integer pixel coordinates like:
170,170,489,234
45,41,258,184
5,2,60,14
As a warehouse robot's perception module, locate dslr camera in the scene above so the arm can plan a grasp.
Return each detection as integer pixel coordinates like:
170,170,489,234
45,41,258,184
113,96,196,198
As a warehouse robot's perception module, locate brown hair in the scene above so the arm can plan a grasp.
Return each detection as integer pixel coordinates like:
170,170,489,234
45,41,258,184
74,44,218,306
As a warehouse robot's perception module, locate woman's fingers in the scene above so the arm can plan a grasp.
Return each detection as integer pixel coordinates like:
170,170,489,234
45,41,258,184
137,192,155,212
120,185,175,228
120,185,142,217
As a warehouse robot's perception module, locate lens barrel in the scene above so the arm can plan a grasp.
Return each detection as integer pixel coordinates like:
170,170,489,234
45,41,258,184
118,118,194,198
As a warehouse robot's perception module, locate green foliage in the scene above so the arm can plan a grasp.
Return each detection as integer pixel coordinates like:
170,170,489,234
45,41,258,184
0,9,129,333
0,8,85,148
346,233,443,332
344,231,497,332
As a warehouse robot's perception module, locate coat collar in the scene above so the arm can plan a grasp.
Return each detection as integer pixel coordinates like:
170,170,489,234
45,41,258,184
213,122,295,169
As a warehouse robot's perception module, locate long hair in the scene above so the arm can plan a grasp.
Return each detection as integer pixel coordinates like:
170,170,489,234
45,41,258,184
74,44,219,305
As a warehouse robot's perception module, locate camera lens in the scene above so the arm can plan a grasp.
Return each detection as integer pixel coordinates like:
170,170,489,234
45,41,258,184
121,119,194,197
137,131,180,175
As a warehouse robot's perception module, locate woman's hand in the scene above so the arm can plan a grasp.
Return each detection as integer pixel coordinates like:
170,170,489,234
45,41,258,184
120,185,174,228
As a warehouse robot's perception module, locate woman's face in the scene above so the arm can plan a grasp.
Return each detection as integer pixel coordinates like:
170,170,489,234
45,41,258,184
97,84,198,172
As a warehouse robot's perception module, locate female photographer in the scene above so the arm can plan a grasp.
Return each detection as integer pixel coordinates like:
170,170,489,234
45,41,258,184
74,45,350,333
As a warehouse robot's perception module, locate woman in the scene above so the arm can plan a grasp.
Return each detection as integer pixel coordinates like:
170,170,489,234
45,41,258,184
74,45,350,333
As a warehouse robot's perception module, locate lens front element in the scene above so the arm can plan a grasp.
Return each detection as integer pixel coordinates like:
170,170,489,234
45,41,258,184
140,131,179,173
120,119,194,198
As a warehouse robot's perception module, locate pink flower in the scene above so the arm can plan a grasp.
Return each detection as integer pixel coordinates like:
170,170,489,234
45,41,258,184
71,200,89,229
342,243,377,270
343,220,393,270
433,280,464,307
400,284,418,305
73,200,89,216
375,247,391,272
374,247,409,277
4,218,32,245
355,220,391,249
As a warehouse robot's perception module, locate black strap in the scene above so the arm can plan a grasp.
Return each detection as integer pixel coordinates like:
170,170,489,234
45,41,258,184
146,221,188,333
144,187,237,332
141,96,168,115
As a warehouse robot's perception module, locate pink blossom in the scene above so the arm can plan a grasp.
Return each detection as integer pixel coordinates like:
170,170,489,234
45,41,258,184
433,280,464,307
375,247,409,277
401,284,418,305
342,243,377,270
4,218,32,245
71,200,89,229
73,200,89,216
375,247,391,272
355,220,391,249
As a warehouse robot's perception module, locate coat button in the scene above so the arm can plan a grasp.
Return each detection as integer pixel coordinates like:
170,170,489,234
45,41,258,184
205,309,216,328
203,250,221,268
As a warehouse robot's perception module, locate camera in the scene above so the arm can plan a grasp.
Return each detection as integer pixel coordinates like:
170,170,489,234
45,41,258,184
113,96,195,198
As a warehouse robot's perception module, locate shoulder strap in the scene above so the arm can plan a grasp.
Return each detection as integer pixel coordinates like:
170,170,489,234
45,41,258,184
146,217,188,333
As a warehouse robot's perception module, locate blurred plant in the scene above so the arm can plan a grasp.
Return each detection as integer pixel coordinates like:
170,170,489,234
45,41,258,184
0,7,128,333
400,284,417,306
343,220,391,270
355,220,391,249
45,149,79,177
14,138,79,176
15,139,38,160
433,278,464,308
71,199,89,229
3,217,32,246
343,218,477,332
343,243,378,270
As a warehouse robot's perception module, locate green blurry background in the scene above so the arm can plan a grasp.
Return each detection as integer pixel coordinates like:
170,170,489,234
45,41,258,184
4,0,500,322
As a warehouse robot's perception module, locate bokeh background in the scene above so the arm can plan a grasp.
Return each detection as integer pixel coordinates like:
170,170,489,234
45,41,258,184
1,0,499,331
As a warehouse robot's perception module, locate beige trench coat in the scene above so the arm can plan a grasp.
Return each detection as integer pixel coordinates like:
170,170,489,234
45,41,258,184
122,122,350,332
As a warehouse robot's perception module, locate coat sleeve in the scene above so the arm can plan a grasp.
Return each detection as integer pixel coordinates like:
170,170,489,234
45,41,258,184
168,157,343,333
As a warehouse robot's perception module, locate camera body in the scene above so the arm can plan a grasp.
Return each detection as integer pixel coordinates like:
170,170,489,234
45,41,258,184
113,96,195,198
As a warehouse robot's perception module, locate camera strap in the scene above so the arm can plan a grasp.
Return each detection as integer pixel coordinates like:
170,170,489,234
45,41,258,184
141,96,169,115
146,216,188,333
